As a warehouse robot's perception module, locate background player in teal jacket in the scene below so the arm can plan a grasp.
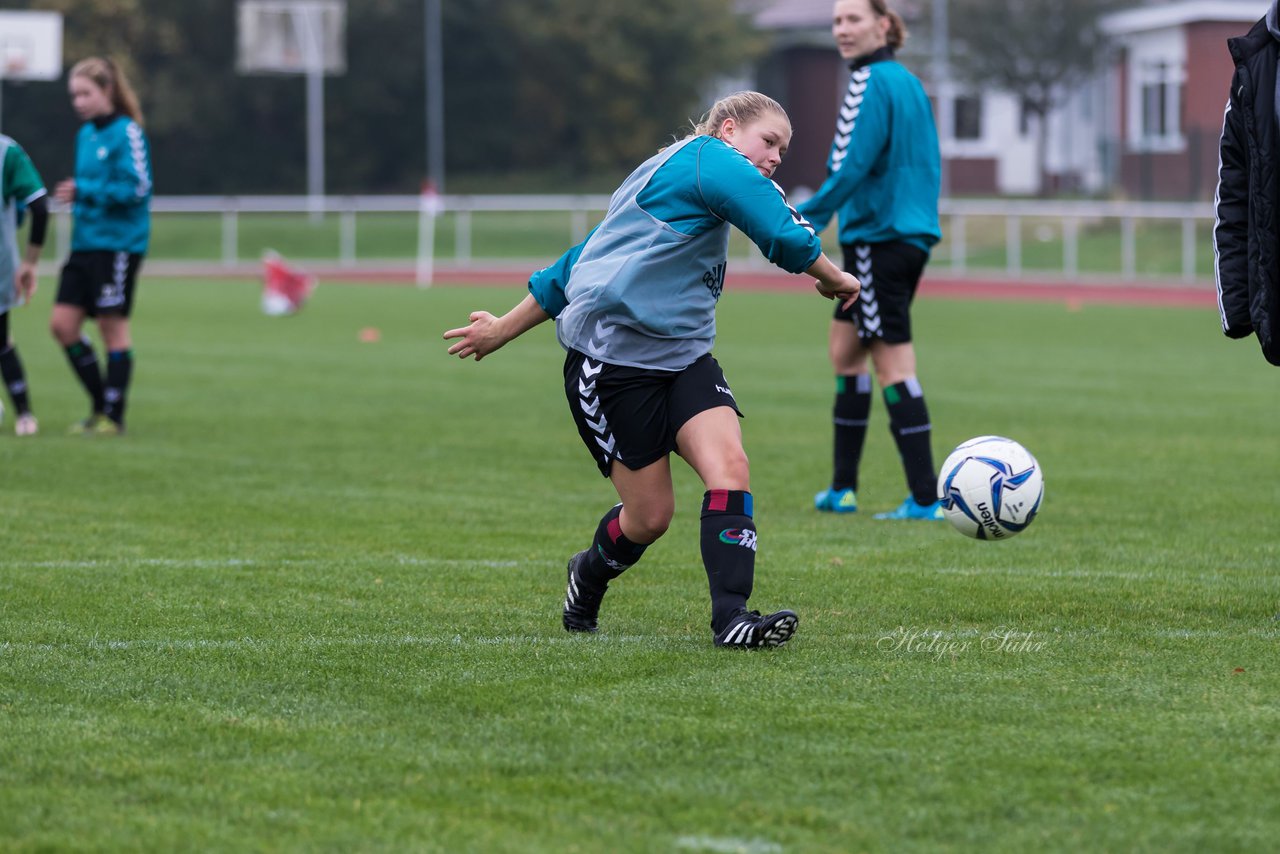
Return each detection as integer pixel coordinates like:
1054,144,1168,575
445,92,859,649
0,134,49,436
52,57,152,435
799,0,944,521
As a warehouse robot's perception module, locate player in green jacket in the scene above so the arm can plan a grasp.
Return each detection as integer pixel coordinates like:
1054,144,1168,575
0,134,49,437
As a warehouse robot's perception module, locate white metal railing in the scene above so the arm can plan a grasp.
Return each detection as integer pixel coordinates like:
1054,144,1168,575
936,198,1215,282
51,195,1217,282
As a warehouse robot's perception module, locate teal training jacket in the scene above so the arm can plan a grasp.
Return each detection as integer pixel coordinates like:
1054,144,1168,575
797,48,941,253
70,113,152,254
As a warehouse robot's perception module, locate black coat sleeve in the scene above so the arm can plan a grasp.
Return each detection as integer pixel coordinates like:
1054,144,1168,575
1215,77,1253,339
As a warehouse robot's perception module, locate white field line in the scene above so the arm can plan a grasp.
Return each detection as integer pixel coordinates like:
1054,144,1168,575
0,556,520,571
923,565,1278,586
675,837,783,854
0,633,702,654
2,626,1275,657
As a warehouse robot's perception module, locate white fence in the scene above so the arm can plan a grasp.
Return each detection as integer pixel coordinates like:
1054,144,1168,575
935,198,1215,282
51,195,1217,283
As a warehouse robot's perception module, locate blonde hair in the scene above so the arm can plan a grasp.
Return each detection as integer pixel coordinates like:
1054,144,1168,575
868,0,908,50
688,91,790,141
70,56,144,125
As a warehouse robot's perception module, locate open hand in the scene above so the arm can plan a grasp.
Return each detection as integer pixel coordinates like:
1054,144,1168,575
443,311,506,361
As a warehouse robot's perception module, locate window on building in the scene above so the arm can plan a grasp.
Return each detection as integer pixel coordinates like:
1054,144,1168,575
1133,60,1183,150
1019,98,1033,137
1141,74,1168,137
954,95,982,141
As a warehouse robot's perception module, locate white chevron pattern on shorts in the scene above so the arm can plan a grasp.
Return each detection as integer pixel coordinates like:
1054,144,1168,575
579,320,619,461
853,243,882,337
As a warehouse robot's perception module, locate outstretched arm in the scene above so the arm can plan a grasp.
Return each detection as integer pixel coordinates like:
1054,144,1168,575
443,294,550,361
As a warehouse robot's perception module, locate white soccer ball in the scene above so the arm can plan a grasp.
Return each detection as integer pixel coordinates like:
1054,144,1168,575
937,435,1044,540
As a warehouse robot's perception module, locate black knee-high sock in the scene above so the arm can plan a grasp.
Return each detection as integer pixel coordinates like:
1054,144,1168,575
64,337,105,414
700,490,756,633
0,344,32,414
104,349,134,426
832,373,872,491
884,378,937,505
577,504,650,591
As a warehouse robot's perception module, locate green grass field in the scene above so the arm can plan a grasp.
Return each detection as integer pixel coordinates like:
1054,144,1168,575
1,277,1277,852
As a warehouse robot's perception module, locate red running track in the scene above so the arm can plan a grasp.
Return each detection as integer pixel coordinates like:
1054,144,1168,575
177,262,1217,310
423,266,1219,310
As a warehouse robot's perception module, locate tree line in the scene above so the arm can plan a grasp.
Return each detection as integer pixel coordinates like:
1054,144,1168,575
3,0,761,194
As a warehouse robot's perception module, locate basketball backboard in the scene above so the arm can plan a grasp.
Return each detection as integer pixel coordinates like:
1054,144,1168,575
237,0,346,75
0,10,63,81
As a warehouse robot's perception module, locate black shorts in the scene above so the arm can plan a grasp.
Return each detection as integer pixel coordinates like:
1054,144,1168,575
57,251,144,317
564,350,743,477
835,241,928,344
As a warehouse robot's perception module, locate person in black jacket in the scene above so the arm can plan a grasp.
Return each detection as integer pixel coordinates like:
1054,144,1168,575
1216,0,1280,366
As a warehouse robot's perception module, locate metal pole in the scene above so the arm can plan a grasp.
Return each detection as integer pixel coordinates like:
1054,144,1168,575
1121,216,1135,279
222,209,238,268
1006,214,1021,277
340,206,356,267
425,0,445,192
931,0,950,198
1064,217,1078,278
307,67,324,220
1181,217,1196,282
298,7,325,221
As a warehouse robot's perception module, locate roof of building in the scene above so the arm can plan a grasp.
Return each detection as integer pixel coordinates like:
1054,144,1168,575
1102,0,1267,35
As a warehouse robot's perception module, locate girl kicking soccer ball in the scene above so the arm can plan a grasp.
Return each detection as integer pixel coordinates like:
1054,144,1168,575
444,92,859,649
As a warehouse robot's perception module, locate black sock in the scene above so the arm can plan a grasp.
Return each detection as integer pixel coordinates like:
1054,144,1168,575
104,349,134,426
832,373,872,491
884,378,937,505
64,337,105,414
578,504,650,591
0,344,32,414
700,490,756,633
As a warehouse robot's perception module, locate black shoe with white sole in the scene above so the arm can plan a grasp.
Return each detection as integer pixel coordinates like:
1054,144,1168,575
713,609,799,649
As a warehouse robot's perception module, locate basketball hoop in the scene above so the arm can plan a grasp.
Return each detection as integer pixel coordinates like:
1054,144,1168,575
0,10,61,132
236,1,346,217
0,11,62,81
236,1,346,75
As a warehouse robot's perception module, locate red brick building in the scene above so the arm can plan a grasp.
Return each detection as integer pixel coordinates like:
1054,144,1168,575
751,0,1267,199
1103,2,1264,200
